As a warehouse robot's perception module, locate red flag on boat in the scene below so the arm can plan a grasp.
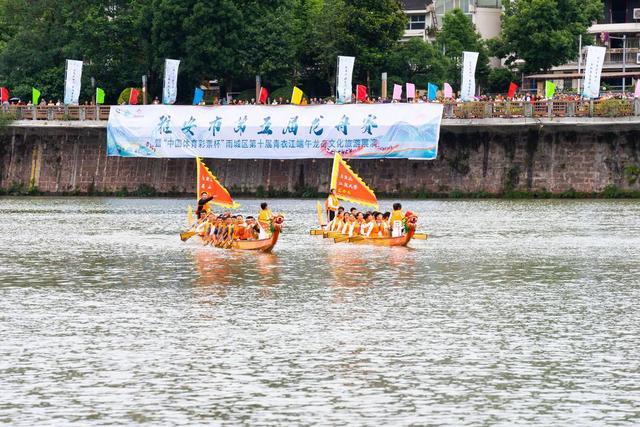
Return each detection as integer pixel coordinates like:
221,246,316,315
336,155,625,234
0,87,8,103
196,157,239,209
356,84,367,102
129,88,140,105
330,152,378,209
508,82,518,99
259,87,268,104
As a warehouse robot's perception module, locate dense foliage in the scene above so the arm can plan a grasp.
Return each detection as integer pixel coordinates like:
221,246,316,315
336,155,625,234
0,0,599,102
492,0,602,73
0,0,409,103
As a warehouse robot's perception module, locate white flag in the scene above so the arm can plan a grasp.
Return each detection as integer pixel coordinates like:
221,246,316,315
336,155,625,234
336,56,355,104
582,46,606,99
64,59,83,105
163,58,180,105
460,51,479,102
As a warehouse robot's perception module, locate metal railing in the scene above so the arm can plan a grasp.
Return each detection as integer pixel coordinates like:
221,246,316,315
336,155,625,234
2,100,640,121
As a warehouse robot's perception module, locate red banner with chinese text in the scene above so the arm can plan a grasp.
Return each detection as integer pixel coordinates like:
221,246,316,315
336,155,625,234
196,157,239,209
329,152,378,209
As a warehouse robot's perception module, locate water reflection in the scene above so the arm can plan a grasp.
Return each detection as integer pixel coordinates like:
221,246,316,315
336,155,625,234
0,197,639,426
191,247,281,295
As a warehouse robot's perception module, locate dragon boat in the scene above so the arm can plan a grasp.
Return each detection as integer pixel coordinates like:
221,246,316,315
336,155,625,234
182,215,284,253
310,215,425,247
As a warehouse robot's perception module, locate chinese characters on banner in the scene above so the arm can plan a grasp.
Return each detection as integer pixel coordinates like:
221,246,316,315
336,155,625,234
107,103,443,160
330,152,378,208
461,51,479,101
64,59,83,105
582,46,606,99
163,59,180,105
336,56,355,104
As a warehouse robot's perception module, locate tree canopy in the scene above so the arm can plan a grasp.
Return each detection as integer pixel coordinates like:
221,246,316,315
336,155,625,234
435,8,490,89
493,0,602,73
0,0,412,103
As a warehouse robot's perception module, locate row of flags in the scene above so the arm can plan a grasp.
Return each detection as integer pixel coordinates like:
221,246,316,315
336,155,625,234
0,58,179,106
0,46,626,106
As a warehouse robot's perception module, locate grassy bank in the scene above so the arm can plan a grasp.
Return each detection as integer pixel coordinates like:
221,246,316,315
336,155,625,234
2,183,640,199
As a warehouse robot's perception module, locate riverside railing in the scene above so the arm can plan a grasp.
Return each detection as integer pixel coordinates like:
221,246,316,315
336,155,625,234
2,99,640,121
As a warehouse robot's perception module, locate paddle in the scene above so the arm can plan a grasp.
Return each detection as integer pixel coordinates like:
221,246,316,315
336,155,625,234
413,233,428,240
334,235,352,243
180,231,196,241
348,236,365,242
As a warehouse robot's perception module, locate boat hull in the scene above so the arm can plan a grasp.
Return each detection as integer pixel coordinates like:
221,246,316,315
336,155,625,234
184,223,282,253
309,227,426,246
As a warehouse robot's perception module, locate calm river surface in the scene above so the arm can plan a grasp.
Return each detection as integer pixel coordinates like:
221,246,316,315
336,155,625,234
1,197,639,425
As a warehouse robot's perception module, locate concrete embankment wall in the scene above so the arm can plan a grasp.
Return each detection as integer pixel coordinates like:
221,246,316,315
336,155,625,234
1,118,640,196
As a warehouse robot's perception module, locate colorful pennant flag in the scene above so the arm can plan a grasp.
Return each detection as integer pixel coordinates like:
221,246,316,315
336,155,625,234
129,88,140,105
330,152,378,209
0,87,8,103
192,87,204,105
259,87,268,104
392,84,402,101
443,82,453,99
32,87,41,105
406,83,416,99
545,81,556,99
508,82,518,99
356,84,367,102
291,86,303,105
196,157,239,209
96,87,105,105
427,83,438,101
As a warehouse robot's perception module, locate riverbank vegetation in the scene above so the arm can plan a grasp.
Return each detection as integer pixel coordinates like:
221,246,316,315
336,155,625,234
2,184,640,199
0,0,601,104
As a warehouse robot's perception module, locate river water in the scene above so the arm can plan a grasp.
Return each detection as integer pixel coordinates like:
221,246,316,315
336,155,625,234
0,197,639,425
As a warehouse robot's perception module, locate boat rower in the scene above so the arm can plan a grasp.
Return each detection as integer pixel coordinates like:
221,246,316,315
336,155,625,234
340,213,357,237
360,213,375,237
243,217,260,240
233,215,247,240
328,207,345,231
325,188,340,222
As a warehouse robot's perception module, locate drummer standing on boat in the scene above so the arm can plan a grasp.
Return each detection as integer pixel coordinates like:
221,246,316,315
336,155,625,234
196,191,214,219
325,188,340,222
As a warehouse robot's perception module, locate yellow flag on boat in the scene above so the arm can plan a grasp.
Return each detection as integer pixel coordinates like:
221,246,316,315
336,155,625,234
330,152,378,209
196,157,239,209
316,201,326,227
291,86,303,105
187,205,195,226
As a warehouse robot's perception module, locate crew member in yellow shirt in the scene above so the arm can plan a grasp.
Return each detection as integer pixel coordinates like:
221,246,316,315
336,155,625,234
390,203,405,237
325,188,340,222
258,202,274,236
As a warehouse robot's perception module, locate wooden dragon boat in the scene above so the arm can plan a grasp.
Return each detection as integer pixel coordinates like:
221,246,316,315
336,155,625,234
182,215,284,253
310,215,425,247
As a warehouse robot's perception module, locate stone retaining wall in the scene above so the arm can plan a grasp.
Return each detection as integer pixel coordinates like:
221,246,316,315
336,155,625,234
1,119,639,195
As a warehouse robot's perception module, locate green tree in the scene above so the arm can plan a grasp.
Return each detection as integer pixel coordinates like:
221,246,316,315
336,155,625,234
384,38,450,89
486,67,517,94
0,0,150,103
435,8,490,90
495,0,602,72
342,0,407,85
